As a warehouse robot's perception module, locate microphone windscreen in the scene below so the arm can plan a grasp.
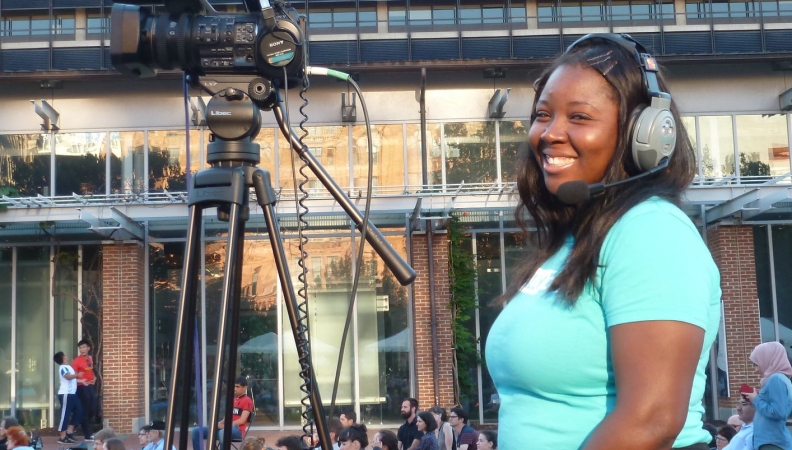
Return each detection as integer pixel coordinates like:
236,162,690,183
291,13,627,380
556,180,591,205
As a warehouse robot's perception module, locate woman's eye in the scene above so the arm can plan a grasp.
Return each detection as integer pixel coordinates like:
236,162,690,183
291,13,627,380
571,113,591,120
534,111,550,119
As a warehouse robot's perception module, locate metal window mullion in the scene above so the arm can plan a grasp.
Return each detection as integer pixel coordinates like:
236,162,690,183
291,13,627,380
695,116,703,179
50,130,56,196
106,132,111,195
351,234,361,422
10,247,18,417
403,124,408,189
440,123,447,192
77,245,83,343
471,233,485,424
348,125,354,189
200,222,208,427
144,130,150,196
144,224,152,423
405,214,417,399
768,225,780,341
499,216,507,294
49,245,56,430
495,121,502,187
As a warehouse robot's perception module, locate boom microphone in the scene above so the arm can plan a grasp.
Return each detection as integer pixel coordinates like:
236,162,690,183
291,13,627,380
555,158,669,205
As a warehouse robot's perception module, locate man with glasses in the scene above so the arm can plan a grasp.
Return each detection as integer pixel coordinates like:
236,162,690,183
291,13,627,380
138,427,150,450
724,399,755,450
449,407,478,450
142,420,176,450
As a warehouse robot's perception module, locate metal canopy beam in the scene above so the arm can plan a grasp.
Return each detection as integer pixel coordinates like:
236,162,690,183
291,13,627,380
111,207,145,240
742,187,792,220
704,188,762,223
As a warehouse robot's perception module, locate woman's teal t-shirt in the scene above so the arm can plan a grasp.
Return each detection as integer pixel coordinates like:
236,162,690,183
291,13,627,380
486,198,722,449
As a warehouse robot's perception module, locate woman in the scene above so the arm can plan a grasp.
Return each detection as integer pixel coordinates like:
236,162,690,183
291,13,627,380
714,426,737,450
372,430,398,450
428,406,453,450
4,427,32,450
485,33,721,450
743,341,792,450
103,438,126,450
415,412,438,450
477,430,497,450
338,423,368,450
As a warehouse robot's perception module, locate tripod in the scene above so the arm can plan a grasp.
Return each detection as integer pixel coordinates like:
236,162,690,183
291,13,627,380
162,75,416,450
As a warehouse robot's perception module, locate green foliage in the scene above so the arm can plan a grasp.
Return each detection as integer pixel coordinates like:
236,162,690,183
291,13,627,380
448,216,480,404
739,152,771,178
0,186,19,213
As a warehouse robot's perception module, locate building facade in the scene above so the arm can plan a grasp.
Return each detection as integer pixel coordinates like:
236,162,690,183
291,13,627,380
0,0,791,433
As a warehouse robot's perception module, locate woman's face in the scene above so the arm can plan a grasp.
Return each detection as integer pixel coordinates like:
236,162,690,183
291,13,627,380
529,64,620,195
339,440,360,450
416,416,426,431
432,413,442,425
372,433,382,448
477,434,494,450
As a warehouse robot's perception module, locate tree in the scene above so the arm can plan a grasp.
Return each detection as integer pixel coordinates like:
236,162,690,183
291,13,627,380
739,152,771,178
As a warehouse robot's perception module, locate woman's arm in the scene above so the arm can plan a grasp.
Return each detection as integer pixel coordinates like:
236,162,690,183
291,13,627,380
753,376,791,421
443,423,453,450
582,320,705,450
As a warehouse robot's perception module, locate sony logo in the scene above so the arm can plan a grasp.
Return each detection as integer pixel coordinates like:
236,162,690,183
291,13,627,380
210,111,232,116
269,40,284,47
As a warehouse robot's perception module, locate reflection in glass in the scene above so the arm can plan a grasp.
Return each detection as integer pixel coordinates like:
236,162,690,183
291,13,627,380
352,124,405,193
279,126,349,193
53,246,79,374
735,115,790,178
406,123,440,189
0,134,50,196
770,226,792,354
698,116,735,179
0,249,10,414
253,128,278,189
680,117,698,177
16,247,50,428
53,132,107,196
499,121,527,183
110,132,145,194
149,242,185,423
475,233,503,424
444,122,497,185
148,130,191,192
754,226,775,342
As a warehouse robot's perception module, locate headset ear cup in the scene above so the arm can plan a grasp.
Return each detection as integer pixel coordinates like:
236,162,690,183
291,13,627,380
627,105,646,172
631,101,676,172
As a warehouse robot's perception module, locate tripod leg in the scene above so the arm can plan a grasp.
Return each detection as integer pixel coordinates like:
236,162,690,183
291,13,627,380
165,205,204,450
208,200,245,450
252,169,332,450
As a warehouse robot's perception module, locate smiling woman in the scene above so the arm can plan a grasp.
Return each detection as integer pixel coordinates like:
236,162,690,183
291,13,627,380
486,34,721,450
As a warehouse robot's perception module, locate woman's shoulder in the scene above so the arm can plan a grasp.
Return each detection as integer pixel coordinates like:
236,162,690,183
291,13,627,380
607,197,701,244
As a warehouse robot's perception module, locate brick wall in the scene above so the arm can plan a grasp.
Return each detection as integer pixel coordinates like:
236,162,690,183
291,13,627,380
708,225,761,410
411,231,456,411
102,243,147,433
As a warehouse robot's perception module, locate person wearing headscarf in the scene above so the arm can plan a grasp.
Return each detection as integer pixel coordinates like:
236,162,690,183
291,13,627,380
743,341,792,450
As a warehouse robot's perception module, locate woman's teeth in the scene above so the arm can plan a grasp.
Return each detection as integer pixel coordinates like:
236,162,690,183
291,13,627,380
545,156,576,167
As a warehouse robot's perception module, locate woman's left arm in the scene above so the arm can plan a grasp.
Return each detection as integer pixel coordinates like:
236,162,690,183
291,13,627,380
753,376,791,420
582,320,705,450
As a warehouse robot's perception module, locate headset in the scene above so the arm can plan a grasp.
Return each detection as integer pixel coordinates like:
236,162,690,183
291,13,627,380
565,33,677,173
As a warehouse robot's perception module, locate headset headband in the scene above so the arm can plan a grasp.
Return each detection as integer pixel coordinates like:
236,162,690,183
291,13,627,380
566,33,670,100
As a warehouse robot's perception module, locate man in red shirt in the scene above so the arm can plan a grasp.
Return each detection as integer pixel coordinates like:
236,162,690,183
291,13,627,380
190,377,253,450
72,340,96,440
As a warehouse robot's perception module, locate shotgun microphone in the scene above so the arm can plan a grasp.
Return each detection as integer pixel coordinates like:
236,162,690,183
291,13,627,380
555,158,669,205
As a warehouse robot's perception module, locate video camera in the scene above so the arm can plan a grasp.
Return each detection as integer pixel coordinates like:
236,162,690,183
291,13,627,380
110,0,306,89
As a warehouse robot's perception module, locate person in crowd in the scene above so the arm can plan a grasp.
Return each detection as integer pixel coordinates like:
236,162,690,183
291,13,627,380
4,427,32,450
449,407,478,450
715,426,738,450
240,436,262,450
744,341,792,450
0,417,20,450
93,428,118,450
54,351,89,444
190,377,253,450
308,417,342,450
477,431,497,450
727,415,742,433
415,412,438,450
485,32,721,449
137,427,150,450
72,339,98,439
397,398,422,450
274,436,302,450
724,399,755,450
339,410,356,428
428,407,453,450
703,423,718,449
142,421,175,450
103,438,126,450
372,430,398,450
337,423,368,450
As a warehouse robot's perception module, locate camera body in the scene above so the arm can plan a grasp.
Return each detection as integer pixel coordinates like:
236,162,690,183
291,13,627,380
111,1,306,88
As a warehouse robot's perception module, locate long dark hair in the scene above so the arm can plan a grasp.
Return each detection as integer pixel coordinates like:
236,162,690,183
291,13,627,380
501,38,696,305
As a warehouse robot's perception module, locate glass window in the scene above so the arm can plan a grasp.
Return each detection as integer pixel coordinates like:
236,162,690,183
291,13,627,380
0,249,11,415
54,132,107,196
561,5,582,21
110,131,145,195
0,134,51,196
310,11,333,28
333,9,356,27
499,121,527,183
253,127,278,189
279,126,349,192
409,7,432,26
460,7,483,25
698,116,735,180
482,7,504,23
433,6,456,24
86,14,107,34
476,233,503,424
781,0,792,16
30,17,48,36
509,7,527,23
16,247,50,427
769,226,792,349
444,122,498,185
406,123,440,190
735,115,790,179
148,130,190,192
54,247,79,369
352,124,405,194
359,10,377,27
388,6,407,26
680,117,698,177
